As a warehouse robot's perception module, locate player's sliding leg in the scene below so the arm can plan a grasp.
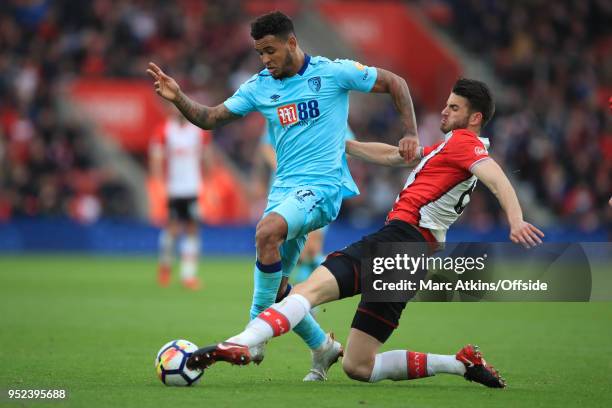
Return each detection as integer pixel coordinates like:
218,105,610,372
320,228,504,388
179,222,200,290
333,246,506,388
157,222,177,287
341,329,504,387
186,265,340,371
343,327,464,382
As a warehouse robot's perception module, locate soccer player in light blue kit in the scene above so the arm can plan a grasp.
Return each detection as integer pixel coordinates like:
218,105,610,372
147,11,418,381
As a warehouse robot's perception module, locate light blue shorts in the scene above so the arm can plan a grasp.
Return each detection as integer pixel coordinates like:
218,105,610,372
262,185,343,277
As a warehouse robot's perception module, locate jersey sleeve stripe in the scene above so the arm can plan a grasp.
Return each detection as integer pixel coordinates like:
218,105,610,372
468,156,492,172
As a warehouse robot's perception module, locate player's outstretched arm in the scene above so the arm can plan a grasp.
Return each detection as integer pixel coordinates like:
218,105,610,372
370,68,419,158
471,159,545,248
345,140,418,167
147,62,240,130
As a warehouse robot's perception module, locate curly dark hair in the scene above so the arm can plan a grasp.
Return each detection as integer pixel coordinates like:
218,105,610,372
250,11,295,40
452,78,495,128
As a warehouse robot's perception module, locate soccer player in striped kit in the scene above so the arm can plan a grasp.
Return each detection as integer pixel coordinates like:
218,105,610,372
187,79,544,388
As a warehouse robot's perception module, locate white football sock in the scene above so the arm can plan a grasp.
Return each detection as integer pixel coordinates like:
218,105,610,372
180,235,200,280
369,350,464,382
159,230,174,266
427,354,466,376
369,350,408,382
227,294,311,347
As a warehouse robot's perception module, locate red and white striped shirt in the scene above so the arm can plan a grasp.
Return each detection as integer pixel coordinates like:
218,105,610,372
387,129,490,242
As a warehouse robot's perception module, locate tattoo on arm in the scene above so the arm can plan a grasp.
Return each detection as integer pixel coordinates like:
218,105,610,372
371,68,418,140
174,91,240,130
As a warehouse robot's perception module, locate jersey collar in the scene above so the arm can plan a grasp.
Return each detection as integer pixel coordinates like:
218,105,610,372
297,54,311,76
444,130,490,148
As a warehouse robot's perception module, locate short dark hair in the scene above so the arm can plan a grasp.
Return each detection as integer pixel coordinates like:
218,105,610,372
452,78,495,128
250,11,295,40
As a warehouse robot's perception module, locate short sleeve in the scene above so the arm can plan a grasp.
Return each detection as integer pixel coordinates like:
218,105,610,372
223,78,257,116
331,59,377,92
447,135,490,172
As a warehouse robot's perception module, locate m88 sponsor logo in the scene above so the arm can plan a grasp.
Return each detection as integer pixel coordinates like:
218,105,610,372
277,100,320,126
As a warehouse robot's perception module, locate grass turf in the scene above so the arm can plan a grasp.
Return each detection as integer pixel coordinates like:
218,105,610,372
0,255,610,407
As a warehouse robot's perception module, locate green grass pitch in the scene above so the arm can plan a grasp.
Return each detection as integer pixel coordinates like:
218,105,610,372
1,255,611,407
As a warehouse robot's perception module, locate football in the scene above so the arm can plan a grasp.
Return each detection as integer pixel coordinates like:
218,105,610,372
155,339,203,386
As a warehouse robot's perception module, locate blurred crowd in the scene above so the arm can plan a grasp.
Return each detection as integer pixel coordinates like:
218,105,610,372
0,0,609,232
0,0,137,222
427,0,611,232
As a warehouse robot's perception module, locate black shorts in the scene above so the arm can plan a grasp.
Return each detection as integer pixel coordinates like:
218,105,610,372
168,197,199,222
321,220,428,343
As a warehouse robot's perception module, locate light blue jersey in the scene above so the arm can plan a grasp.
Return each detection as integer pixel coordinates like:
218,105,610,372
260,124,355,149
225,55,376,198
259,123,356,192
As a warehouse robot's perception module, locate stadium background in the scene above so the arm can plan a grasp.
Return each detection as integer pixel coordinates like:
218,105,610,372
1,0,610,252
0,1,611,407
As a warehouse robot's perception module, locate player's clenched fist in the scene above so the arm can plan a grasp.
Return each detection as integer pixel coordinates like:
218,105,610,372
147,62,181,102
398,136,420,163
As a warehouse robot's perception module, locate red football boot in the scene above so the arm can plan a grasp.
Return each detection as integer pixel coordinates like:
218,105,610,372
158,264,171,287
456,344,506,388
186,342,251,371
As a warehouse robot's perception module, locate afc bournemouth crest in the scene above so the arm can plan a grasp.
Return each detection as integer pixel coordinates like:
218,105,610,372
308,76,321,93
